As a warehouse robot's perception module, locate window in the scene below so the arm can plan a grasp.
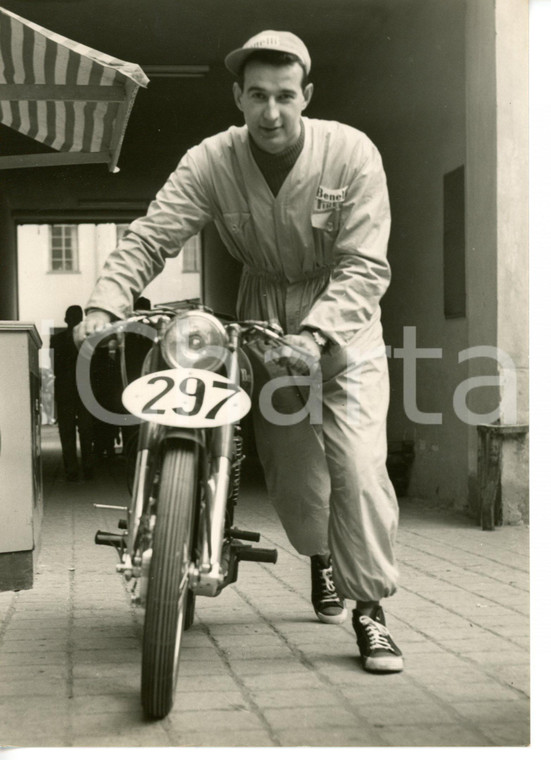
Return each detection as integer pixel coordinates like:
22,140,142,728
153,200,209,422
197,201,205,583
182,234,201,273
49,224,78,272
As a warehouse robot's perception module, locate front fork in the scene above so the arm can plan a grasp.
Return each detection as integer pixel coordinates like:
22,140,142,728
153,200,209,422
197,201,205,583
190,330,242,596
122,334,241,598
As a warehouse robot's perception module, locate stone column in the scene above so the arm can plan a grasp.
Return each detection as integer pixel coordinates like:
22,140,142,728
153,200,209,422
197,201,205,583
465,0,529,523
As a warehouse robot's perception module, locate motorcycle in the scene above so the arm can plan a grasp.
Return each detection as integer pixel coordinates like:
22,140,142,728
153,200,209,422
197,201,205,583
82,300,312,719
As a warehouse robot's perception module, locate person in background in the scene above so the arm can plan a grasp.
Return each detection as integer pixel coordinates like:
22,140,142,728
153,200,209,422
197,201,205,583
40,367,55,425
50,305,95,481
90,333,121,461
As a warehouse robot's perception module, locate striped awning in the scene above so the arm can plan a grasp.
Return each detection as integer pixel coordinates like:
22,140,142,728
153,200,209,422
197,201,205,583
0,6,149,172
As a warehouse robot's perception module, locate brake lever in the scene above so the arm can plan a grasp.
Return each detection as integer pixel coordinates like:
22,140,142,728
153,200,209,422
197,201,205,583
242,323,318,363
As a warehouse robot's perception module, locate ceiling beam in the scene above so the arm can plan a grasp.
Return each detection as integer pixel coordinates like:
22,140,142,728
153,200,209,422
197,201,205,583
141,65,209,78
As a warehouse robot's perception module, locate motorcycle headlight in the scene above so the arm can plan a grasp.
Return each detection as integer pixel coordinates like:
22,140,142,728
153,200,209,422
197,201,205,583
161,311,228,372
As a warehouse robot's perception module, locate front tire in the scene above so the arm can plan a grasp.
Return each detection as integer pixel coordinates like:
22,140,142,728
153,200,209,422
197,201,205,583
141,441,198,719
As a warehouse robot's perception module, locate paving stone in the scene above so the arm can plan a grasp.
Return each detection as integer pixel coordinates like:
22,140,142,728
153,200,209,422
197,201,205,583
1,627,69,641
210,633,281,647
489,664,530,693
228,658,307,675
70,678,140,697
405,652,479,670
324,667,400,685
169,690,248,712
168,707,264,733
69,694,143,715
0,638,69,653
280,628,354,645
0,664,68,680
275,727,386,747
465,649,530,665
0,696,69,719
0,650,68,665
251,687,344,709
262,706,360,731
71,649,141,664
218,645,295,660
477,721,530,746
171,657,229,676
414,664,496,685
440,635,527,653
344,681,432,705
376,723,490,747
450,699,530,723
72,610,131,621
11,602,71,612
304,654,368,673
72,623,137,636
395,639,449,653
70,710,163,735
0,678,68,697
241,671,323,692
175,674,242,693
71,724,172,747
179,635,217,649
426,680,525,701
5,617,70,629
1,733,69,748
171,729,276,747
72,637,140,651
355,699,458,726
72,662,139,679
203,623,281,635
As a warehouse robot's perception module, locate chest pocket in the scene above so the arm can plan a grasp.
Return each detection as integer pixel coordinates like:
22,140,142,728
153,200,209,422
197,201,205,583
311,209,340,237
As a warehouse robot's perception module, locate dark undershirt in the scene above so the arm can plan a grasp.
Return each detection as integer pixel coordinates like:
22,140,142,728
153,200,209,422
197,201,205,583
249,121,305,197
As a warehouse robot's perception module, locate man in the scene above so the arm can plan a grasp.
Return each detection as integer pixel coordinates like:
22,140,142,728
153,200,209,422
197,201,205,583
80,30,402,673
51,305,95,481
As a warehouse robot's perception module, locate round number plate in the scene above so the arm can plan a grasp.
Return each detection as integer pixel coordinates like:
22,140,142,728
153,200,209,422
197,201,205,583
122,368,251,428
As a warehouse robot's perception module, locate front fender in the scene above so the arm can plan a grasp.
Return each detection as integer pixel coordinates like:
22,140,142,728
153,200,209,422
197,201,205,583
160,428,206,450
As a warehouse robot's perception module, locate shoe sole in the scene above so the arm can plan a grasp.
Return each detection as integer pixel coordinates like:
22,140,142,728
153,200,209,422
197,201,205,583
315,608,348,625
362,655,404,673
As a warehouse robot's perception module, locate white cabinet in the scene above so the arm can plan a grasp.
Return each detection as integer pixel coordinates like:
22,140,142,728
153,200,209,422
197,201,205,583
0,322,43,591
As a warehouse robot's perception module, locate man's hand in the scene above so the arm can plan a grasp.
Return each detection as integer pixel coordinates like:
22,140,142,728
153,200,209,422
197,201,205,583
73,309,112,347
276,332,321,375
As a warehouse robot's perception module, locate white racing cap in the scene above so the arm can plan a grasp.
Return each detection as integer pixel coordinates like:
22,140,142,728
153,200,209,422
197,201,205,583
224,30,311,76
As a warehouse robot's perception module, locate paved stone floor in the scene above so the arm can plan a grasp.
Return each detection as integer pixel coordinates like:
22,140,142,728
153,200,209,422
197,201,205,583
0,427,531,748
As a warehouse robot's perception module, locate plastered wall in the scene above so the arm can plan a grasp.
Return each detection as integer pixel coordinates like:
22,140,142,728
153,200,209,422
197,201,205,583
319,0,470,509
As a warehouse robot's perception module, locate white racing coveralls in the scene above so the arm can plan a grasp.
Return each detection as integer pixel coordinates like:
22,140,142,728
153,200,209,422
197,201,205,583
86,117,399,602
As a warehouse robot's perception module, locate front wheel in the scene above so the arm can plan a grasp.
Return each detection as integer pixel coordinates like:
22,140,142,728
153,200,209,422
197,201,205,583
141,440,198,719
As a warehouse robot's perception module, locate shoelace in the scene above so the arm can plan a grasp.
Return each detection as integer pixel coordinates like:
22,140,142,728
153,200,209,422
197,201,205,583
358,615,397,653
318,567,340,603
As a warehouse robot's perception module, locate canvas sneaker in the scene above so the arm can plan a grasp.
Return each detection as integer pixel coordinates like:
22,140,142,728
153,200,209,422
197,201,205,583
310,555,347,624
352,606,404,673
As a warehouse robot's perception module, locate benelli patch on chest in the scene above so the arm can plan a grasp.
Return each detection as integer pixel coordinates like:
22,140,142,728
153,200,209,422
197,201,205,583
315,185,348,211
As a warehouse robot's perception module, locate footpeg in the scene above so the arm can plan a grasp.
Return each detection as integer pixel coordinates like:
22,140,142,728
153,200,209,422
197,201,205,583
95,530,126,549
228,527,261,542
235,545,278,564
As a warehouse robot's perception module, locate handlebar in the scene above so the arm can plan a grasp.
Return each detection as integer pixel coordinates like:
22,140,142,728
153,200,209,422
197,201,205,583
80,310,318,379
